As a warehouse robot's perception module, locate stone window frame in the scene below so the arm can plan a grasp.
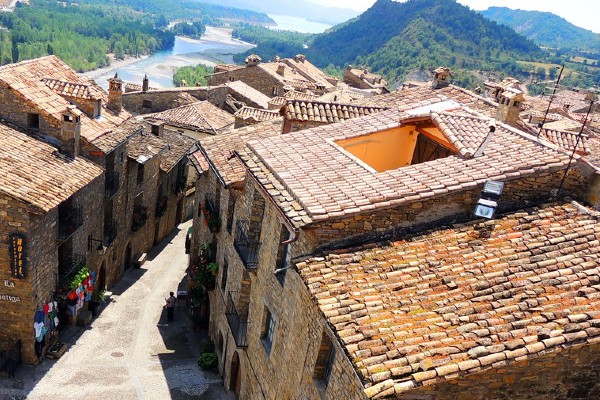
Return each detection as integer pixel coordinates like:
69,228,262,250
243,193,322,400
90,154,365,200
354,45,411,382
27,113,40,130
274,224,291,286
261,306,276,354
136,162,145,184
313,329,336,391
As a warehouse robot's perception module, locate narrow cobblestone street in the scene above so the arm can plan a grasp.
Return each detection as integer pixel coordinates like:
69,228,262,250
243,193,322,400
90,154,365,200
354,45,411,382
0,221,232,400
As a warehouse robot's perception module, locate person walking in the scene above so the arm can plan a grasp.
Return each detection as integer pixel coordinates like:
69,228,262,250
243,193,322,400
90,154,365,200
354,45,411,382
165,292,176,322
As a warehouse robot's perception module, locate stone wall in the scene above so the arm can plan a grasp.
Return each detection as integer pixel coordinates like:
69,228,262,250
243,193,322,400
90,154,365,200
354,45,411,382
208,67,283,98
308,167,591,252
122,86,228,114
124,155,160,264
399,341,600,400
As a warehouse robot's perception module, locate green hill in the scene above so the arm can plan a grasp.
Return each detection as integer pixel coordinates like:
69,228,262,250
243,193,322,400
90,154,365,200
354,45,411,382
304,0,541,86
480,7,600,51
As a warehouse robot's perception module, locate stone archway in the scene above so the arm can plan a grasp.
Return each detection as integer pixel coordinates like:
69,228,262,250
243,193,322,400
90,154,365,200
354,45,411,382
124,243,132,270
98,261,106,291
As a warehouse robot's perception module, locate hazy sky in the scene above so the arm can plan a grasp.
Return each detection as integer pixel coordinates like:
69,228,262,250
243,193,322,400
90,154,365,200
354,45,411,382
311,0,599,33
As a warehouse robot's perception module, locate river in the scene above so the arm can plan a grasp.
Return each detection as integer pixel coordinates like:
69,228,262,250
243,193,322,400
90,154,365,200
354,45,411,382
84,27,255,90
84,17,332,90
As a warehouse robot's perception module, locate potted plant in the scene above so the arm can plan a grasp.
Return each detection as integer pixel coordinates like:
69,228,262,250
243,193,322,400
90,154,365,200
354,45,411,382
88,289,106,317
207,262,218,276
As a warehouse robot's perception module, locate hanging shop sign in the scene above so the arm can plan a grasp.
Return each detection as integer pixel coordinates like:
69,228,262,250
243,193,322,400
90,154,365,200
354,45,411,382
9,233,27,278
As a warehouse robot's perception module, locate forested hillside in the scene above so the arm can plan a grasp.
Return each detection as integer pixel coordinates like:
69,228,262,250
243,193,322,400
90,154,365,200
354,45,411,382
0,0,273,72
305,0,541,86
481,7,600,51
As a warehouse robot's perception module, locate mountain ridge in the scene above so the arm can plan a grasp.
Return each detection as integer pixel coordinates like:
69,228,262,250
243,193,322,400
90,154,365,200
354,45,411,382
480,7,600,51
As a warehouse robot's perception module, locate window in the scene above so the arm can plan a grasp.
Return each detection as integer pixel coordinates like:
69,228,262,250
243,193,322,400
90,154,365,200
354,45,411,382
137,163,145,184
220,259,228,292
63,114,73,122
27,113,40,129
142,99,152,109
314,332,335,388
226,194,236,234
272,86,279,96
262,307,276,353
275,225,291,285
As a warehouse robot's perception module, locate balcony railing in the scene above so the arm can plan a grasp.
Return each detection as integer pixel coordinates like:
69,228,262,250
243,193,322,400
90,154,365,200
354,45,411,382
105,171,120,199
172,175,186,195
225,292,248,348
233,220,260,270
131,205,148,232
204,193,220,233
58,253,86,279
58,204,83,241
104,219,118,246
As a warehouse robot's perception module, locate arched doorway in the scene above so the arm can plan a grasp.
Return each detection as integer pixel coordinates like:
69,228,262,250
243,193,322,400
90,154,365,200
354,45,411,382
217,331,224,374
98,262,106,291
124,243,132,270
229,351,241,398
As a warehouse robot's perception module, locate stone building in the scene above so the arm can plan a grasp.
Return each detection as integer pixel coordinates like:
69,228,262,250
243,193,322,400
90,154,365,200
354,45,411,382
0,122,103,365
280,100,388,134
207,54,339,98
190,81,600,399
144,101,235,140
343,66,388,93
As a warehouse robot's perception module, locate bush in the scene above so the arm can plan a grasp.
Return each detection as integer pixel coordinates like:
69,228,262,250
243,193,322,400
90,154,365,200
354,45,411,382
197,352,218,370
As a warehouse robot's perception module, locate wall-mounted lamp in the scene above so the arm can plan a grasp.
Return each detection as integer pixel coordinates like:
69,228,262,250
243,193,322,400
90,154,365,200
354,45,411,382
88,236,106,255
474,180,504,219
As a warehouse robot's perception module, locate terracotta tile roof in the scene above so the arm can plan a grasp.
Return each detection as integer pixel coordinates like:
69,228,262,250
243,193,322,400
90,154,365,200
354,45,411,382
357,85,497,117
234,106,280,123
267,96,287,109
198,119,282,187
346,67,387,88
43,78,103,100
283,79,317,92
0,122,103,213
147,101,234,134
543,118,583,132
240,110,573,228
124,83,158,92
282,56,336,88
0,55,131,146
284,90,319,101
190,149,209,174
158,129,198,172
214,64,242,73
126,121,197,172
225,81,271,109
282,100,388,124
539,129,588,154
91,118,143,153
296,202,600,397
318,89,366,103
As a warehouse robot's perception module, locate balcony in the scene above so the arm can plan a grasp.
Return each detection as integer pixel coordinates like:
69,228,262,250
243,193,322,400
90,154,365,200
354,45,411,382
155,196,168,218
172,175,186,195
204,193,221,233
58,253,86,281
58,204,83,241
131,205,148,232
225,292,248,348
104,219,118,246
233,220,260,270
105,171,120,199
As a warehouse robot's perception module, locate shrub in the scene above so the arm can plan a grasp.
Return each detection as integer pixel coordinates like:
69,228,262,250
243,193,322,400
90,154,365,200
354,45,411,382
197,352,218,370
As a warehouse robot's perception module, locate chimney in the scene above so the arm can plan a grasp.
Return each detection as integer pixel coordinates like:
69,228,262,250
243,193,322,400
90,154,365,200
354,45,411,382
245,54,261,67
432,67,451,90
142,74,149,92
277,64,285,76
294,54,306,63
150,121,164,137
473,120,496,157
495,88,524,127
60,105,82,158
107,73,123,114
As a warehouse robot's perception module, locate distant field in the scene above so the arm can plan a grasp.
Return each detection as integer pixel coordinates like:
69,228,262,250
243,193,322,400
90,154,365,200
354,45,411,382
516,61,589,77
571,56,599,65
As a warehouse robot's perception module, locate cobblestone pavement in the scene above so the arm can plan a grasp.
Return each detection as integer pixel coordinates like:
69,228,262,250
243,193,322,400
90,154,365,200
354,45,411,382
0,221,234,400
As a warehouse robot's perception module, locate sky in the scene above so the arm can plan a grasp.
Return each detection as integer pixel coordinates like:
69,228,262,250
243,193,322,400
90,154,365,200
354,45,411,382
310,0,599,33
